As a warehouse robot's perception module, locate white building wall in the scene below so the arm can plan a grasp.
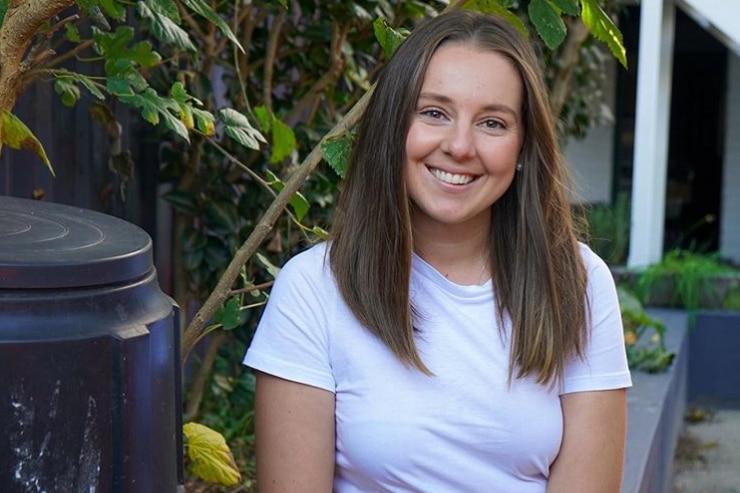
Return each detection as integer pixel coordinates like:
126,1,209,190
720,51,740,264
565,59,617,204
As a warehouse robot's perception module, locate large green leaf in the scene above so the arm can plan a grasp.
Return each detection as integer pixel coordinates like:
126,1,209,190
180,0,244,53
95,26,161,69
137,1,195,52
320,133,353,178
1,111,54,176
373,17,408,58
124,88,189,141
580,0,627,68
253,106,296,164
218,108,266,150
143,0,180,23
529,0,567,50
269,118,296,164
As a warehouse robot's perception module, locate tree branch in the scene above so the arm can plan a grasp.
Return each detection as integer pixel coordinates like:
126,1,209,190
284,22,349,127
181,85,374,363
549,17,590,120
261,10,285,113
0,0,75,155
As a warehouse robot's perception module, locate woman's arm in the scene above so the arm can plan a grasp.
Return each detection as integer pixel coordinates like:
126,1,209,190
254,371,336,493
547,388,627,493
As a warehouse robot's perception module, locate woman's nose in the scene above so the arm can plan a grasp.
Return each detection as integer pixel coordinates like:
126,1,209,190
440,124,476,160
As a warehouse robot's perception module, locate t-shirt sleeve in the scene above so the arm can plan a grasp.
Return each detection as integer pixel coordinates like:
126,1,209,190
242,246,336,393
562,245,633,394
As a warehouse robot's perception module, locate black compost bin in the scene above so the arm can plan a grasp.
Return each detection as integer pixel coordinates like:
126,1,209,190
0,196,182,492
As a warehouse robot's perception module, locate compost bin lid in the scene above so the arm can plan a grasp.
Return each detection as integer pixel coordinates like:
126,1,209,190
0,196,153,289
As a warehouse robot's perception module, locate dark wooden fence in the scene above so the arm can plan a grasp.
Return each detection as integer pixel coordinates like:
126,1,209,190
1,75,171,291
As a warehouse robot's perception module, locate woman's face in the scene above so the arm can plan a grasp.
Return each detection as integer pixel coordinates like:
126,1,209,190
404,43,524,233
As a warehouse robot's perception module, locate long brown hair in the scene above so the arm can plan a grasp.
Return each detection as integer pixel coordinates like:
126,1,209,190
329,9,588,384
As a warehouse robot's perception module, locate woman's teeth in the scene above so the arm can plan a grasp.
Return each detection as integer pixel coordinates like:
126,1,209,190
430,168,475,185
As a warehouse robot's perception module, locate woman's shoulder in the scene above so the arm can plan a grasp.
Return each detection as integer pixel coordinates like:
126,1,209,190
577,241,610,272
278,241,331,275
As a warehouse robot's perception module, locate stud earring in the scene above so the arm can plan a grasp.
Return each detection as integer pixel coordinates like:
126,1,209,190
516,162,523,171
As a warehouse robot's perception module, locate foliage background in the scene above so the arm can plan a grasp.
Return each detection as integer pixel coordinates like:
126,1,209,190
0,0,627,489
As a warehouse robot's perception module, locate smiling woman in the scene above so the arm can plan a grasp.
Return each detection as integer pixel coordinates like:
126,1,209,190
244,9,632,493
404,43,523,275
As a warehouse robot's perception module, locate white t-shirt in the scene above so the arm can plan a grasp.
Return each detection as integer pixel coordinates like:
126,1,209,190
244,242,632,492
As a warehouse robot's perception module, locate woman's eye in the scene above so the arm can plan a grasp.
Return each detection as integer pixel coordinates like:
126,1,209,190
420,109,445,119
483,119,505,129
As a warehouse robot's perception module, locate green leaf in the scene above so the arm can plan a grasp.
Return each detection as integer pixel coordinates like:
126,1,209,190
580,0,627,68
320,133,353,178
95,26,161,70
54,78,81,107
54,69,106,102
143,0,180,23
373,17,408,58
137,1,195,52
192,108,216,136
169,81,202,130
106,71,146,96
463,0,528,37
252,106,296,164
183,227,207,250
206,201,241,232
289,191,310,221
180,0,244,53
218,108,266,150
1,111,54,176
0,0,7,30
214,297,244,331
125,88,189,142
549,0,579,16
162,189,198,214
182,249,203,271
253,106,271,133
65,24,82,42
264,170,309,220
183,422,241,486
98,0,126,21
529,0,567,50
269,118,296,164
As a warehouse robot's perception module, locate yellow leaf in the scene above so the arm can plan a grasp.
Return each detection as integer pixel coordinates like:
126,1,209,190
183,422,241,485
203,118,215,136
624,331,637,346
179,104,194,130
1,111,55,176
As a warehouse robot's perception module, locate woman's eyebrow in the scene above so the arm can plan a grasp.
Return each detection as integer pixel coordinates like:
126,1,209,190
417,92,519,118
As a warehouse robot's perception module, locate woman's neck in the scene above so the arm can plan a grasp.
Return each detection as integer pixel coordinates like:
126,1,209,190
412,217,491,286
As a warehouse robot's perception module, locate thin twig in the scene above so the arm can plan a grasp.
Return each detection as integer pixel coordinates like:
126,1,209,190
229,281,274,296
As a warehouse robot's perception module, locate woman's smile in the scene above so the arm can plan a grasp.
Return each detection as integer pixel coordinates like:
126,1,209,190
427,166,478,186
